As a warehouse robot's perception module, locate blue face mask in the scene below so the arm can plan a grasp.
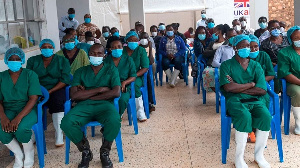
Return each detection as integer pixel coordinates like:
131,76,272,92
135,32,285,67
103,32,109,38
259,22,267,29
89,56,103,66
294,40,300,48
201,14,206,19
69,14,75,19
84,18,91,24
271,29,281,37
228,37,235,45
113,32,120,37
198,34,206,40
238,48,251,58
111,49,123,58
249,51,260,59
127,42,139,50
64,42,76,50
166,31,174,37
212,33,219,41
7,61,22,72
207,22,215,29
41,49,54,58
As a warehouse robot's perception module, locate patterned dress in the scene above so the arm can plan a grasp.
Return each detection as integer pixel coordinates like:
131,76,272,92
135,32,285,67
76,23,100,42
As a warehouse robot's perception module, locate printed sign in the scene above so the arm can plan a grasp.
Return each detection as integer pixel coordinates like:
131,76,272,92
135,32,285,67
234,0,250,26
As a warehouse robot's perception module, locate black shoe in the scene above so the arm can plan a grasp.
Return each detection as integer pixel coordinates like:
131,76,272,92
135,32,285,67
100,139,113,168
75,136,93,168
179,72,184,79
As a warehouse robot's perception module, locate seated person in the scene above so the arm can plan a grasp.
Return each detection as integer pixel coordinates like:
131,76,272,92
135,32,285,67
106,27,120,51
0,47,41,168
206,18,215,36
278,26,300,135
61,44,121,168
56,34,90,74
104,40,136,116
100,26,110,48
220,34,271,168
184,27,194,39
159,25,186,88
27,39,71,147
194,26,211,57
239,16,254,35
76,31,95,54
123,31,149,121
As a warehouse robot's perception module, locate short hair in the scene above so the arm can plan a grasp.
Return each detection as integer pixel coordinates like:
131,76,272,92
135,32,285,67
150,25,158,32
65,28,76,35
268,20,280,28
215,24,231,35
258,16,267,22
85,31,93,38
166,24,173,30
110,27,118,33
171,23,180,29
68,8,75,13
232,19,239,25
102,26,110,30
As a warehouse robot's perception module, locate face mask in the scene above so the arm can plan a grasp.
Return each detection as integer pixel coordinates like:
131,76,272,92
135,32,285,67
241,21,247,27
293,40,300,48
228,37,235,45
103,32,109,38
280,27,285,33
41,49,54,58
212,33,219,41
64,42,76,50
234,25,241,31
271,29,281,37
151,32,157,37
89,56,103,66
7,61,22,72
198,34,206,40
238,48,251,58
166,31,174,37
207,22,215,29
69,14,75,19
113,31,120,37
140,39,148,46
259,22,267,29
249,51,259,59
128,42,139,50
84,18,91,24
87,41,94,45
201,14,206,19
111,49,123,58
159,25,166,31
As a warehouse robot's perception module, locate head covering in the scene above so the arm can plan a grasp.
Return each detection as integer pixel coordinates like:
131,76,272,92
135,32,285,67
248,34,260,45
125,31,139,42
4,47,25,64
232,34,251,46
287,26,300,44
39,39,55,49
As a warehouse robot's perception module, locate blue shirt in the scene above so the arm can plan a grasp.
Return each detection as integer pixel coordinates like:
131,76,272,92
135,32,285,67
58,16,79,40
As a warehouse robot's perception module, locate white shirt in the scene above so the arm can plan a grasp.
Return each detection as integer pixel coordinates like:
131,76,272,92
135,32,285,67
58,16,79,40
259,30,270,43
212,45,235,68
196,19,207,28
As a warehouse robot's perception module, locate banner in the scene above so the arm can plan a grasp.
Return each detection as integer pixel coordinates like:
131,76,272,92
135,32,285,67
234,0,250,27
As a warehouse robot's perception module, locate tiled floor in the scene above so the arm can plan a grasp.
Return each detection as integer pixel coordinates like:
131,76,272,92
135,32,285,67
1,76,300,168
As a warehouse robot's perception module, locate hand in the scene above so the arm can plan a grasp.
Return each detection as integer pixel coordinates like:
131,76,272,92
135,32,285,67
48,89,53,95
121,82,127,93
77,85,85,91
10,116,22,132
251,82,256,87
1,116,10,133
226,75,233,83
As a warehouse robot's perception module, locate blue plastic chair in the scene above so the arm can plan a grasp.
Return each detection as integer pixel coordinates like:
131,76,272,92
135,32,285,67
148,65,156,105
140,72,150,119
195,54,207,104
221,83,284,164
64,97,124,164
127,82,139,134
281,79,292,135
214,68,220,113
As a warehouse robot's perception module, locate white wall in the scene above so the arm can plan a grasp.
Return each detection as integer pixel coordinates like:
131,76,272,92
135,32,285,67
250,0,269,30
295,0,300,26
206,0,234,27
128,0,145,29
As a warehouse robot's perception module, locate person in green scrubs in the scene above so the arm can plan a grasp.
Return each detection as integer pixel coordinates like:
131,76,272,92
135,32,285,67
278,26,300,135
56,34,90,74
0,47,41,168
123,31,149,121
61,44,121,168
104,40,136,116
27,39,71,147
220,34,271,168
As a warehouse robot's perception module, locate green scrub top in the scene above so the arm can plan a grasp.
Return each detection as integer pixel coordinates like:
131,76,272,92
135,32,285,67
104,55,137,83
254,51,275,77
71,63,121,105
220,56,267,105
0,69,42,111
26,54,71,90
278,45,300,79
56,49,90,75
122,46,149,72
77,43,91,56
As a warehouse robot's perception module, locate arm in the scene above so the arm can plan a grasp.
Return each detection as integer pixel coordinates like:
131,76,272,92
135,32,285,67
0,102,10,133
211,47,222,68
70,85,110,101
174,37,186,57
148,41,155,64
137,68,148,77
48,82,66,94
265,76,274,82
285,74,300,86
223,81,255,93
50,57,71,94
58,17,66,31
194,39,203,57
95,28,101,39
89,86,121,101
121,77,136,92
158,38,167,57
10,95,39,132
241,87,266,95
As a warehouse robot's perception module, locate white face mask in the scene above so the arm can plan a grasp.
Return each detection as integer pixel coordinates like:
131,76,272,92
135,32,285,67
87,41,94,45
234,25,241,31
241,21,247,27
140,39,148,46
280,27,285,33
151,32,157,37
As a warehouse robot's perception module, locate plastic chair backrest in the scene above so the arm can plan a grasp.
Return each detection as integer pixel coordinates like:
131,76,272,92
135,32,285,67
38,86,50,124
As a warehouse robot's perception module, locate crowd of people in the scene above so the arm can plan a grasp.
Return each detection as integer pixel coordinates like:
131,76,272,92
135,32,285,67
0,7,300,168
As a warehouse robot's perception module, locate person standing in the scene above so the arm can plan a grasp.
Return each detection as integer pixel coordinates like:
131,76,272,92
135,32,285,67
196,10,207,28
76,14,101,42
58,8,79,42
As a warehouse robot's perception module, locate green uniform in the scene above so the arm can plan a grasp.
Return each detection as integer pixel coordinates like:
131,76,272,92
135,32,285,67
61,63,121,143
0,69,41,144
104,55,137,116
56,49,90,75
123,46,149,98
220,56,271,133
278,46,300,107
26,54,71,90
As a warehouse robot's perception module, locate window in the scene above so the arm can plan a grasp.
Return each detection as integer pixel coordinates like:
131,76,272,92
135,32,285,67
0,0,44,55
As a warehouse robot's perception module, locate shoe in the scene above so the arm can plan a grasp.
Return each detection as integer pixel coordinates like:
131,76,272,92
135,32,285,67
149,104,155,112
52,112,65,147
247,132,256,143
292,106,300,135
23,138,34,168
170,69,180,87
135,96,147,121
164,69,172,81
235,130,248,168
100,139,113,168
254,129,271,168
75,136,93,168
179,72,184,79
5,138,24,168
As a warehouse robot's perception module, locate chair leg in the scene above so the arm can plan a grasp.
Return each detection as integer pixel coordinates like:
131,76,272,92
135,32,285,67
65,137,70,164
201,80,206,104
130,101,139,135
115,131,124,162
127,103,132,126
142,91,150,119
91,126,95,137
34,127,45,168
284,98,291,135
275,115,284,163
